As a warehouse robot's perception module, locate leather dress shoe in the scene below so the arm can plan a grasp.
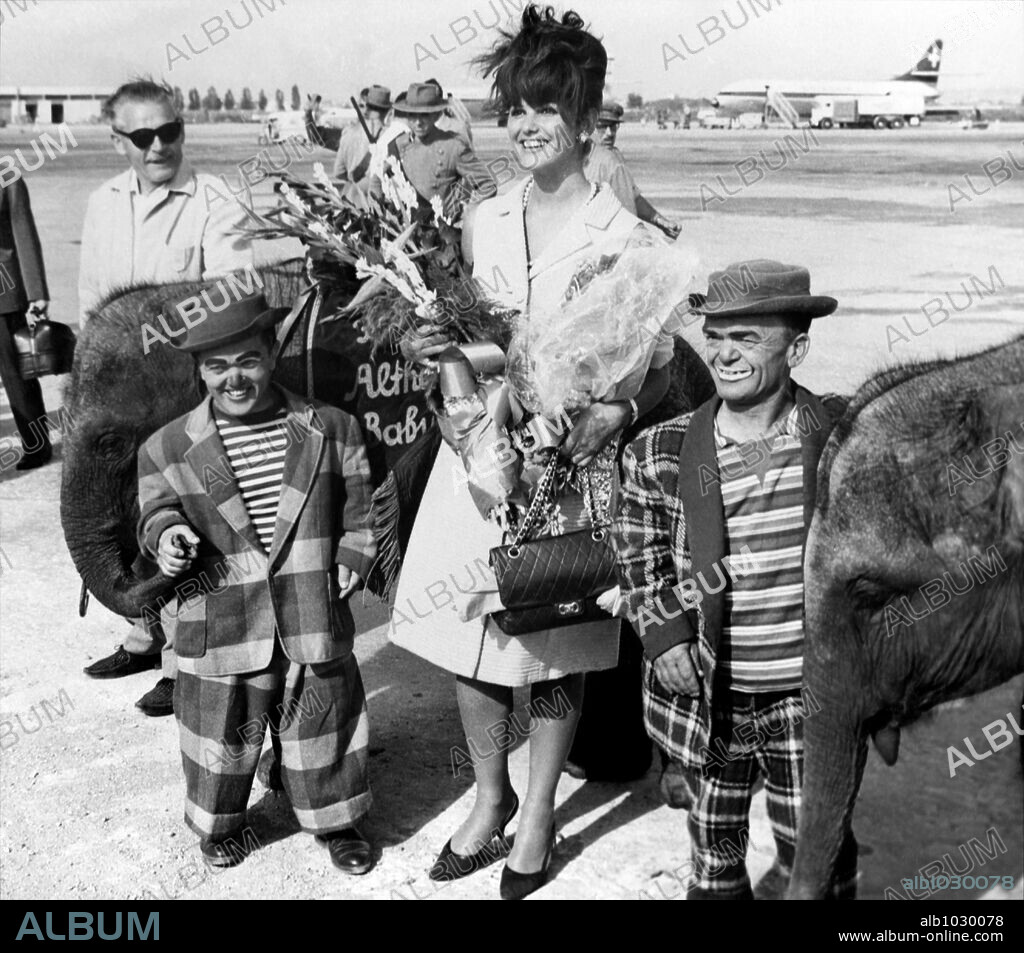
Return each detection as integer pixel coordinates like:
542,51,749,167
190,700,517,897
201,832,249,868
84,646,160,679
135,677,175,717
256,748,284,791
500,824,555,901
15,443,52,471
317,828,374,875
429,793,519,882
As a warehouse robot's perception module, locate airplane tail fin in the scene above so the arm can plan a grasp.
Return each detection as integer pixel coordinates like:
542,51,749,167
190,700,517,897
894,39,942,85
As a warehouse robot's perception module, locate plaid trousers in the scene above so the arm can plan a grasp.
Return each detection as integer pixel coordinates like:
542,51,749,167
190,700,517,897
175,647,371,838
684,690,858,900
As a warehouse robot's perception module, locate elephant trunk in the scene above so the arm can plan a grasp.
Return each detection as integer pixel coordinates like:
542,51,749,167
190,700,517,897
788,674,868,899
60,450,174,619
60,506,172,618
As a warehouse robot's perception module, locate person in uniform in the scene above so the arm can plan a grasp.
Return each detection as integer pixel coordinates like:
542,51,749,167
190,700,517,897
422,78,474,144
331,85,392,187
79,78,253,717
584,102,682,240
137,291,378,875
371,82,492,220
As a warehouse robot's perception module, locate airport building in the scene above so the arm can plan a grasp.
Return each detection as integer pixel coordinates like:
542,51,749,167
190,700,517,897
0,86,110,125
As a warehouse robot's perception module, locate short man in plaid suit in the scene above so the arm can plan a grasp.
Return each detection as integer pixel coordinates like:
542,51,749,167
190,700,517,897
614,260,858,899
137,291,378,873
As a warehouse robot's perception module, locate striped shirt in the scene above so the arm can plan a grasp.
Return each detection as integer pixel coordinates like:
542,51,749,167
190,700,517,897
715,405,806,693
214,401,288,553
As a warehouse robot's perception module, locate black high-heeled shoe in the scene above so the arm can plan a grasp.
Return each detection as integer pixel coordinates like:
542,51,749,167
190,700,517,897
499,823,556,901
428,793,519,882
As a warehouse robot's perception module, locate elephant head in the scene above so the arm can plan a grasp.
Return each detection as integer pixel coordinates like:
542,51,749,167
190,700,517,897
789,334,1024,899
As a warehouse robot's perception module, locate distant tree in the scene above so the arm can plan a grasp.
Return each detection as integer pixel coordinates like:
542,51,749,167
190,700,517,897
188,88,201,111
240,87,255,111
275,88,286,111
223,89,235,110
258,89,268,111
291,84,301,110
172,86,185,113
202,86,222,111
627,92,643,109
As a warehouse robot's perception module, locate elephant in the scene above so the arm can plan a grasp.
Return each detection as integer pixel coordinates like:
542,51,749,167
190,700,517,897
788,333,1024,899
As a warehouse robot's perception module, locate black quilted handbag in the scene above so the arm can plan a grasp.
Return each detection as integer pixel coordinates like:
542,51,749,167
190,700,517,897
489,456,618,636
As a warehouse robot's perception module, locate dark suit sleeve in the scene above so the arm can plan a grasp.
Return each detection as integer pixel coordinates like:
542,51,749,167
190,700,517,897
7,178,49,302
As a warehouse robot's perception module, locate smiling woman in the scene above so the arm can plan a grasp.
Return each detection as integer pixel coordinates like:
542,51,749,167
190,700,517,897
391,4,679,901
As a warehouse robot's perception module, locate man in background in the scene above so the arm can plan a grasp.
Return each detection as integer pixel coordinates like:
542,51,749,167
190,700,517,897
0,178,53,471
79,77,252,717
585,102,682,240
332,85,392,188
78,78,252,322
372,83,492,220
423,78,473,145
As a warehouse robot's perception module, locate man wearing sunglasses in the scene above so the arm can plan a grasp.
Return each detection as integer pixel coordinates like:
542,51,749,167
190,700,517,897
79,79,253,718
78,78,252,324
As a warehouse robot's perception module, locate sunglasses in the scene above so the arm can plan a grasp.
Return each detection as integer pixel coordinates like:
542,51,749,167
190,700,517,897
112,119,184,150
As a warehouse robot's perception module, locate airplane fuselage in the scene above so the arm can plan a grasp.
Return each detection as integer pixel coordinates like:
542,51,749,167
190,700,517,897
712,79,939,115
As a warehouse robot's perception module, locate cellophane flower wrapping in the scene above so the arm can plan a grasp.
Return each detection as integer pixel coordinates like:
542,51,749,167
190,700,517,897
440,383,525,523
506,245,700,417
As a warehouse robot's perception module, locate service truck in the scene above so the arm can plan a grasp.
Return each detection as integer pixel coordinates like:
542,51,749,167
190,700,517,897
811,94,925,130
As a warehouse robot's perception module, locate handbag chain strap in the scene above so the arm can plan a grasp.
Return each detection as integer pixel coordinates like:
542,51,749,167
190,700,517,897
581,467,604,529
510,455,605,548
510,455,559,547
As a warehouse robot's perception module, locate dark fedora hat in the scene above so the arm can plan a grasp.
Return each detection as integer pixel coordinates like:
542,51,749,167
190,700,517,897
598,101,624,125
166,290,287,354
364,84,392,111
688,259,838,318
396,82,446,114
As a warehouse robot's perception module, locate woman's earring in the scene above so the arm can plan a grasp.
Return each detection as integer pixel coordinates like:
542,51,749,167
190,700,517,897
578,131,589,143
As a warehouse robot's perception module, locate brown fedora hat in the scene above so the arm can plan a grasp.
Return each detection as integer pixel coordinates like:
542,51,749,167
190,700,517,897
364,84,392,111
688,259,837,318
166,290,288,354
396,82,446,114
598,101,624,125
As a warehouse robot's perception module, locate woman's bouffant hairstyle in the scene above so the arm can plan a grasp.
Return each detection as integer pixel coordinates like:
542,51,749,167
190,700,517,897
474,5,607,127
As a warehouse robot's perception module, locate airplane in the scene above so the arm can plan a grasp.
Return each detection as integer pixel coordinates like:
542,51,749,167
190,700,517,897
710,40,943,116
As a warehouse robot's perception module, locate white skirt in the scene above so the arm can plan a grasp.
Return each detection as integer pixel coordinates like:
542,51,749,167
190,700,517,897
388,442,619,686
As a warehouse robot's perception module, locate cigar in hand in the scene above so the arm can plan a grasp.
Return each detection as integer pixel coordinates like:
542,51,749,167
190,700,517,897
171,533,197,560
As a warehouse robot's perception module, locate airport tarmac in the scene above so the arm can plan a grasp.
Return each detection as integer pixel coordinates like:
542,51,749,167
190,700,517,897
0,122,1021,900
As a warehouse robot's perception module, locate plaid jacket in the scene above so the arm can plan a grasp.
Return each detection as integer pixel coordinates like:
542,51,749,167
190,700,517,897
137,388,376,677
613,385,846,769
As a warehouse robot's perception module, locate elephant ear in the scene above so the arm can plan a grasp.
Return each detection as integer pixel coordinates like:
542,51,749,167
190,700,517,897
988,384,1024,541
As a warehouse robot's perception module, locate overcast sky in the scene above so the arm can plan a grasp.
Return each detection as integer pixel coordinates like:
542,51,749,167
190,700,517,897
1,0,1021,102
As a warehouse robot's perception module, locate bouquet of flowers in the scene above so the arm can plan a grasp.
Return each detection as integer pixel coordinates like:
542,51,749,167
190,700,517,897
238,160,515,354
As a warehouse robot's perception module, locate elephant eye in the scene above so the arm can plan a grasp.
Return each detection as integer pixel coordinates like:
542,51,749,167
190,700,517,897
95,431,130,461
847,575,890,611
